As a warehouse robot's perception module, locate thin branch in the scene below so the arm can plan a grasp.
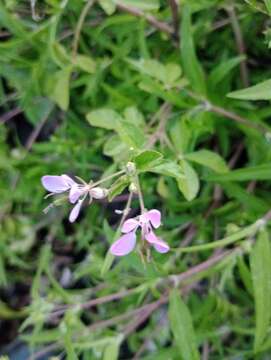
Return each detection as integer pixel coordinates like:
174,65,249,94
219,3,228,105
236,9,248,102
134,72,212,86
202,342,210,360
184,89,268,134
117,2,174,36
49,287,138,319
72,0,96,59
0,107,22,124
226,5,249,87
32,299,166,360
25,112,50,150
209,103,267,134
30,343,61,360
169,248,238,284
122,299,163,337
146,102,172,148
0,31,10,38
168,0,179,41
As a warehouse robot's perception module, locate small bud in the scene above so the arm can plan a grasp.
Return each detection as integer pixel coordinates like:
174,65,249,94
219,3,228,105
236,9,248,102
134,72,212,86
126,162,136,176
129,182,137,193
241,240,252,253
90,187,108,199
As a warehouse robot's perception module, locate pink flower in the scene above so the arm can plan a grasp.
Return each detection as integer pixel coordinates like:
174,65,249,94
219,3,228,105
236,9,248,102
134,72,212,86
110,209,169,256
41,175,108,223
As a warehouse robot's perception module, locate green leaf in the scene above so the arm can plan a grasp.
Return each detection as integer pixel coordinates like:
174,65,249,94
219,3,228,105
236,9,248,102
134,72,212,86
227,79,271,100
244,0,267,13
169,289,200,360
205,163,271,182
222,182,269,213
127,58,167,83
101,251,115,277
208,55,245,89
265,0,271,14
177,160,199,201
86,109,122,129
103,336,123,360
150,160,185,180
250,229,271,352
98,0,116,15
115,0,160,11
116,120,146,149
74,54,96,73
185,150,229,173
180,5,206,94
103,135,128,157
49,67,71,111
123,106,145,126
87,109,145,148
169,117,191,155
237,257,253,296
166,63,182,84
126,58,182,87
134,150,163,171
24,97,54,126
108,175,129,201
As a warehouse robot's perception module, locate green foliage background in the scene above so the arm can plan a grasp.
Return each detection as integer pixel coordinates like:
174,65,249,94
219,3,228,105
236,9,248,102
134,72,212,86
1,0,271,358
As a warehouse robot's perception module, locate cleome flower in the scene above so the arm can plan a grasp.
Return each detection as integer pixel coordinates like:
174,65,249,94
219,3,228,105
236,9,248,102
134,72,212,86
41,175,108,223
110,209,169,256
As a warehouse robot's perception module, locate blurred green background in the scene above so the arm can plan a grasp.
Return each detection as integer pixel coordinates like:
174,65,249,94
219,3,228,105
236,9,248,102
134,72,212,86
1,0,271,359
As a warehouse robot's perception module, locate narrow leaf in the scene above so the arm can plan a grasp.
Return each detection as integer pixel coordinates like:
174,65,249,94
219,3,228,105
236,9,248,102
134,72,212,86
205,164,271,182
227,79,271,100
180,5,206,94
50,67,71,111
169,289,200,360
250,229,271,352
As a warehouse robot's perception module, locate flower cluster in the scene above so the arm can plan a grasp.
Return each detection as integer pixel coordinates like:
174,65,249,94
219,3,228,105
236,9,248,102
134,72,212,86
41,170,170,258
41,175,108,222
110,209,169,256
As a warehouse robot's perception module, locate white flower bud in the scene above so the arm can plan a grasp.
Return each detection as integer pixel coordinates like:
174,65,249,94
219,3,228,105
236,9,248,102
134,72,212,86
90,187,108,199
126,162,136,175
129,182,137,193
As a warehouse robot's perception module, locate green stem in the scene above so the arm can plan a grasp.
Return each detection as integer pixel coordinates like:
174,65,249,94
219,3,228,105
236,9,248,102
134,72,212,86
101,191,133,276
134,173,145,213
178,221,262,253
119,191,133,229
90,170,125,188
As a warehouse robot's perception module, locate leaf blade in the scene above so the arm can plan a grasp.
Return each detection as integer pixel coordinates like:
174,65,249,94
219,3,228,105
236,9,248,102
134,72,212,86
169,289,200,360
250,229,271,352
227,79,271,100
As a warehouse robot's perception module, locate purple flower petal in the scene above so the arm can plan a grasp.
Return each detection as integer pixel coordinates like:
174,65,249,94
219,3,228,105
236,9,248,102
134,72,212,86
144,209,161,228
153,240,170,254
121,219,139,233
61,174,77,187
69,200,83,223
41,175,70,193
110,232,137,256
145,231,169,253
144,230,159,244
69,185,83,204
